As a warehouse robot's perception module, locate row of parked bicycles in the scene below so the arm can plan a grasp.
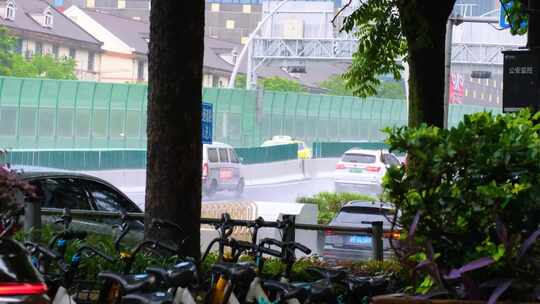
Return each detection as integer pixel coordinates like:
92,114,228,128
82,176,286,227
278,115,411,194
0,207,392,304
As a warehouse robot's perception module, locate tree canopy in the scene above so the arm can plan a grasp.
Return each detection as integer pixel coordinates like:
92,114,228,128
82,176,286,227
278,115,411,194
320,74,405,99
260,76,305,92
0,26,77,80
341,0,527,127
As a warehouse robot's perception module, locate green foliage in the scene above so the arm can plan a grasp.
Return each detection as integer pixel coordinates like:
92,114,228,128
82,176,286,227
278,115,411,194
234,74,247,89
319,75,353,96
376,81,405,100
341,0,406,98
320,75,405,100
0,26,77,79
500,0,528,35
297,192,376,224
261,76,305,92
383,110,540,300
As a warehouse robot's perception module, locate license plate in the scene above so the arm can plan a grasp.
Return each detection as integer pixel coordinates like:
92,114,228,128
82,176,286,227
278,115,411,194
349,168,363,173
219,169,233,180
349,235,371,244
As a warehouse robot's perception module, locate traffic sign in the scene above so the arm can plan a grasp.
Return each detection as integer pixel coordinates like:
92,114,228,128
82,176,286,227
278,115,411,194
500,1,512,29
202,102,213,144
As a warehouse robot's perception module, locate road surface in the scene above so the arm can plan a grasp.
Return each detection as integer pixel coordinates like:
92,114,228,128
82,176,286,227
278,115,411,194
204,177,380,203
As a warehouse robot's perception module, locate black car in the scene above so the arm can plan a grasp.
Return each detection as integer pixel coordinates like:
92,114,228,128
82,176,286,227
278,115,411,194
17,167,144,236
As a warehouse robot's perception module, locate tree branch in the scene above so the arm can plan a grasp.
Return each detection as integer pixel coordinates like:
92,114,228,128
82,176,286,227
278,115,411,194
331,0,353,28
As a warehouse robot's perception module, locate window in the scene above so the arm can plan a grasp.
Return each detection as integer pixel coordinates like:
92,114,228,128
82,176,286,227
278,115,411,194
34,178,92,210
0,107,17,136
86,0,95,8
19,108,36,136
92,110,108,138
85,181,139,213
14,38,22,54
52,45,59,57
38,108,55,137
109,110,125,138
88,52,95,71
240,36,248,45
229,149,239,163
242,4,251,13
57,108,74,137
210,3,220,12
208,148,218,163
117,0,126,9
5,2,15,21
125,111,140,137
44,12,53,28
341,153,376,164
382,154,400,166
218,148,229,163
137,60,145,81
226,20,235,29
35,42,43,55
75,110,90,137
69,48,76,59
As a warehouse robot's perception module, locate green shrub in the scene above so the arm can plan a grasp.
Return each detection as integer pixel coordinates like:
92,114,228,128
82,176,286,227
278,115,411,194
383,110,540,301
297,192,375,224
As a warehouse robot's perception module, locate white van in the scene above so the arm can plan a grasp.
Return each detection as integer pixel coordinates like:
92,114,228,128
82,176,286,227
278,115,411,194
202,142,244,197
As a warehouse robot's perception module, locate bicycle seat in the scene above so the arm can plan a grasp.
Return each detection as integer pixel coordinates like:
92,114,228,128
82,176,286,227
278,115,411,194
99,272,154,293
146,261,198,289
263,280,308,302
211,262,256,283
121,291,173,304
306,267,347,283
346,276,389,296
293,280,334,303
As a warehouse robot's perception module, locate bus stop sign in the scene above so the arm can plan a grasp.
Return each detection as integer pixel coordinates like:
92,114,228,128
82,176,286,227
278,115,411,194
202,102,213,144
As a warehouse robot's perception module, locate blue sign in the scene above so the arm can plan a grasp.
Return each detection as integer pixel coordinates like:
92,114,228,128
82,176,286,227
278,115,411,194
202,102,213,144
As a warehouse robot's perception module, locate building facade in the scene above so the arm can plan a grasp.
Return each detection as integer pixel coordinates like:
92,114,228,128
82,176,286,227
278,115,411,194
64,5,147,83
0,0,102,81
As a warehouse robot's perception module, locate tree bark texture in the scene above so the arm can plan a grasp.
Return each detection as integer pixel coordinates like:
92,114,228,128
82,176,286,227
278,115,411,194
398,0,456,128
146,0,204,259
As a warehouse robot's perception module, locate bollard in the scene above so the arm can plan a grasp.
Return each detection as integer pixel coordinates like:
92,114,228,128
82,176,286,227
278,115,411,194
371,221,383,261
23,196,41,242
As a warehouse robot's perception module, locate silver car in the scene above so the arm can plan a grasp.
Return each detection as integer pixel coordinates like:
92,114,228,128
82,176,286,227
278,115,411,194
323,201,399,262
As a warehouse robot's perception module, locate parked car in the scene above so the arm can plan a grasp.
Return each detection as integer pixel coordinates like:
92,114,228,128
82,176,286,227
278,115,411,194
202,142,244,197
323,201,399,262
333,149,400,195
17,167,144,236
261,135,312,159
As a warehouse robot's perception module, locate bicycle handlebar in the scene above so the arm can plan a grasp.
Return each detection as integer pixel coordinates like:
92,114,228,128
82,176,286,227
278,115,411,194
75,245,114,263
25,242,61,260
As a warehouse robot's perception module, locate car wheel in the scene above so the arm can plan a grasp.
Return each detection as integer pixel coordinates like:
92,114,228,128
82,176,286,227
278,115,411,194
206,179,218,197
234,178,244,198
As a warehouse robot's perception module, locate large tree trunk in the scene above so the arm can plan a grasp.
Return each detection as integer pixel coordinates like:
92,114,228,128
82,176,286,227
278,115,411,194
398,0,456,128
146,1,204,259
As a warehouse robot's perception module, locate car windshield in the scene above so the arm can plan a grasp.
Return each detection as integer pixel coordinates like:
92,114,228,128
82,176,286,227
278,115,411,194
334,206,394,224
341,153,376,163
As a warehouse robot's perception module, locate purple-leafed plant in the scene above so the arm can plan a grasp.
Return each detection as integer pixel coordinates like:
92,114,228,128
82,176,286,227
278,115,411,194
0,150,35,216
383,110,540,302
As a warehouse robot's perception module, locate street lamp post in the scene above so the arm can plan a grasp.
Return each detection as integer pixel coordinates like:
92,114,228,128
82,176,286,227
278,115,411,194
228,0,293,89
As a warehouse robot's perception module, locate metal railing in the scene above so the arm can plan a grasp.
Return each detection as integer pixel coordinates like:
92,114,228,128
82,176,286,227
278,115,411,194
27,207,394,261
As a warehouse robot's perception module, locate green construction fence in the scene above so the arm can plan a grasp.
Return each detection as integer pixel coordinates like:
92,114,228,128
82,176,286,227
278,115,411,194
0,76,503,151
